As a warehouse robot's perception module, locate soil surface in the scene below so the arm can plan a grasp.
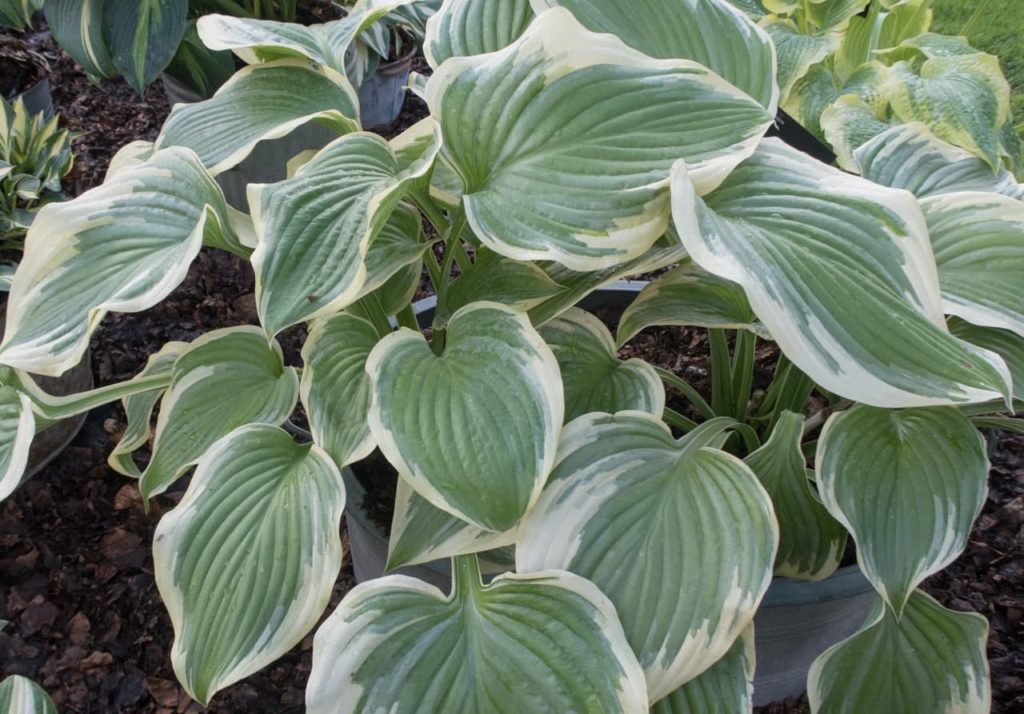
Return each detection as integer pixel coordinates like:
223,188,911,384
0,20,1021,714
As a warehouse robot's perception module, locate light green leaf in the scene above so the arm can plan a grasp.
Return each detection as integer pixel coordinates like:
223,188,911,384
156,60,359,175
535,0,779,111
425,0,534,67
723,0,766,20
805,0,872,32
948,318,1024,402
355,203,428,314
0,147,235,377
922,191,1024,337
154,424,344,705
616,261,764,346
104,0,187,95
761,19,839,103
821,94,890,171
670,138,1011,407
808,590,990,713
0,675,56,714
251,130,439,335
783,63,838,139
517,413,777,701
426,7,772,270
306,558,648,713
651,627,754,714
816,405,987,612
300,313,378,469
368,302,562,531
441,247,564,323
139,327,299,499
43,0,114,78
0,387,35,503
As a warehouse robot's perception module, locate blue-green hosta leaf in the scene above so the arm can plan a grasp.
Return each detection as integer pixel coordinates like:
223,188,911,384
651,627,754,714
354,203,427,314
306,560,648,713
539,308,663,422
156,60,359,175
670,138,1011,407
745,410,846,580
0,387,35,503
949,318,1024,402
105,0,187,95
440,247,565,323
0,675,56,714
886,55,1011,170
426,7,773,270
816,405,987,612
855,123,1024,199
0,147,235,377
616,261,765,346
517,413,777,701
300,314,378,469
761,19,839,104
535,0,778,111
154,424,345,705
821,95,891,171
108,342,186,477
251,130,439,335
367,302,563,531
0,0,35,30
43,0,114,78
808,590,990,713
922,191,1024,337
425,0,534,67
139,327,299,499
724,0,766,19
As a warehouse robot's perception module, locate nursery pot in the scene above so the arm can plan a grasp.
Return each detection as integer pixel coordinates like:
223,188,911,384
342,281,874,705
356,45,415,130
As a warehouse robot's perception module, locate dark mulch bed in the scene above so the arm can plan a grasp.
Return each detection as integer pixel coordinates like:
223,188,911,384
1,20,1021,714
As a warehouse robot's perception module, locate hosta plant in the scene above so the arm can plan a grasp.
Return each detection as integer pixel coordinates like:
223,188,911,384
1,0,1022,711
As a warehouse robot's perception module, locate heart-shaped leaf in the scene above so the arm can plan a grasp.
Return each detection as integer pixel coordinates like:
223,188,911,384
425,0,534,67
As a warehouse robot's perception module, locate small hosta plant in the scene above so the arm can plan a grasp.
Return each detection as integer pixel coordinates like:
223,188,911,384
1,0,1021,711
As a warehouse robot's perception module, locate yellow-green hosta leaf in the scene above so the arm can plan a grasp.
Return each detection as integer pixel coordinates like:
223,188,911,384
300,314,378,470
43,0,114,78
808,590,990,713
425,0,534,67
923,191,1024,337
440,247,565,324
539,308,663,422
651,627,754,714
517,413,777,702
856,123,1024,199
367,302,563,531
0,675,56,714
426,7,773,270
105,0,187,95
745,411,846,580
156,60,358,176
821,95,890,171
833,0,931,83
535,0,779,111
139,327,299,499
0,387,35,503
154,424,345,706
805,0,872,32
616,261,765,346
0,147,234,377
761,19,839,104
306,558,648,713
670,138,1011,407
251,130,439,336
816,405,987,613
949,318,1024,402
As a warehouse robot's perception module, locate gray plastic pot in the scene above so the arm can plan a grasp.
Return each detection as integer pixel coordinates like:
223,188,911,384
15,76,54,119
356,48,414,129
342,282,874,705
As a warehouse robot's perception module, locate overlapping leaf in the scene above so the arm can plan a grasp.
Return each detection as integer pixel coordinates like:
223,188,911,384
651,628,754,714
105,0,188,94
0,387,34,503
761,19,839,103
425,0,534,67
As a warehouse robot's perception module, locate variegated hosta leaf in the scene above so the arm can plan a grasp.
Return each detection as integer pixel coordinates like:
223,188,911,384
306,559,648,713
922,191,1024,337
949,318,1024,402
886,55,1011,170
539,308,664,422
833,0,931,83
816,405,987,612
761,19,839,104
139,327,299,499
0,387,35,503
105,0,187,95
108,342,186,477
42,0,114,78
670,138,1011,407
387,476,516,569
156,60,358,176
425,0,534,67
724,0,766,19
354,203,427,313
440,247,565,323
251,130,439,335
517,413,777,701
154,424,345,705
367,302,563,531
300,314,378,469
855,123,1024,199
805,0,872,32
783,63,838,139
0,147,235,377
535,0,778,111
426,7,773,270
820,95,890,171
808,590,990,713
745,410,846,580
650,627,754,714
0,674,56,714
616,261,764,346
